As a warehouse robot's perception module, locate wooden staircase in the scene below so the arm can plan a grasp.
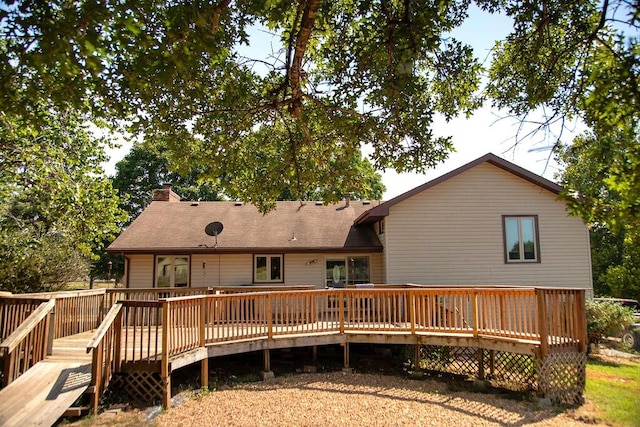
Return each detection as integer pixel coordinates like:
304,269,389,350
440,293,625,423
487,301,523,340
0,331,94,427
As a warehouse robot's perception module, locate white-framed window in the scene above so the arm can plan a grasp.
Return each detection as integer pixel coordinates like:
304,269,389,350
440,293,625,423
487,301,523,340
156,256,190,287
503,216,540,263
254,254,283,283
325,256,371,287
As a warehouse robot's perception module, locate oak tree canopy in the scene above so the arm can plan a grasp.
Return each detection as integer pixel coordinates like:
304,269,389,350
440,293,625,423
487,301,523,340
1,0,638,212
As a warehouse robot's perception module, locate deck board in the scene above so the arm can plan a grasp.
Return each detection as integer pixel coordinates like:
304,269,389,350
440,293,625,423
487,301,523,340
0,331,93,427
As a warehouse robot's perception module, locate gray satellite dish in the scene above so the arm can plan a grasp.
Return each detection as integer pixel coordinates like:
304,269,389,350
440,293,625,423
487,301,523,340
204,221,223,248
205,221,224,236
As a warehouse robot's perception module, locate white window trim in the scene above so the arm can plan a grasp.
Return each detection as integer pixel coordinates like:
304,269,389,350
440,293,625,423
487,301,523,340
503,216,540,264
253,254,284,283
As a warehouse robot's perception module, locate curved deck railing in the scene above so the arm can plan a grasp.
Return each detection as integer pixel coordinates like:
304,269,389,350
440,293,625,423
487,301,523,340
0,286,587,413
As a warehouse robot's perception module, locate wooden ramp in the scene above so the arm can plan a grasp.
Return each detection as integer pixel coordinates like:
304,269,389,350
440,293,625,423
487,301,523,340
0,331,94,427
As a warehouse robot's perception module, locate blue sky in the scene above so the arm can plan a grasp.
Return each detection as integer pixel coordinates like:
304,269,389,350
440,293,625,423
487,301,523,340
103,5,582,200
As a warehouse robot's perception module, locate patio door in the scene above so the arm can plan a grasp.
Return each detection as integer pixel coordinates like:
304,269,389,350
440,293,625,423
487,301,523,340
156,256,189,287
325,257,371,288
325,259,346,288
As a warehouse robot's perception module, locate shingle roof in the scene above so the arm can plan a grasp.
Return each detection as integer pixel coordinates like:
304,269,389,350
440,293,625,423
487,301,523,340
107,200,383,254
355,153,563,225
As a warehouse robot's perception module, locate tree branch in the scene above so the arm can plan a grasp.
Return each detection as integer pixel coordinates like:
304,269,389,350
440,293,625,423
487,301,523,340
288,0,321,119
211,0,232,34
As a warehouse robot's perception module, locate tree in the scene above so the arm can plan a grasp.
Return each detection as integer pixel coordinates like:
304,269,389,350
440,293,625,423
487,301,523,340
0,107,127,292
1,1,637,211
112,143,223,222
113,141,384,221
556,127,640,300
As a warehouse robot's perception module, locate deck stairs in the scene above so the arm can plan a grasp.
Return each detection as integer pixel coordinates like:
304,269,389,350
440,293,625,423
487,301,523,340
0,331,94,427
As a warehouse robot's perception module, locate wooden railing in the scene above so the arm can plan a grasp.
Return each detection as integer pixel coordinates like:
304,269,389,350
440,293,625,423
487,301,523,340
78,286,586,412
86,303,123,414
108,287,586,370
6,289,107,339
0,300,55,387
0,297,49,341
105,287,212,307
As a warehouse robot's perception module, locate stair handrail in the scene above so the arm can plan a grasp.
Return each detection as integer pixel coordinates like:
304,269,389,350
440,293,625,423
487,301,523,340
86,302,123,414
0,299,56,387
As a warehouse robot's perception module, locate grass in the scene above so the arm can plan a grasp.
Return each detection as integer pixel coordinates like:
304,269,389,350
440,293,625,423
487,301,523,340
64,281,118,291
583,355,640,427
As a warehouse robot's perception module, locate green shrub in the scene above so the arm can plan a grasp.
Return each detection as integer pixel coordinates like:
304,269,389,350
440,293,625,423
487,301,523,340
586,300,635,344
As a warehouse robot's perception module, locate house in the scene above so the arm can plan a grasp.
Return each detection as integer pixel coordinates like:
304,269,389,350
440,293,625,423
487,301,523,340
107,153,593,292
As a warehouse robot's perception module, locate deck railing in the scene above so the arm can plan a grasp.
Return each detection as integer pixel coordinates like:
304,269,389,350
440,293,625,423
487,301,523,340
0,297,49,341
107,287,586,366
86,303,123,414
0,299,55,387
6,289,106,339
1,285,586,410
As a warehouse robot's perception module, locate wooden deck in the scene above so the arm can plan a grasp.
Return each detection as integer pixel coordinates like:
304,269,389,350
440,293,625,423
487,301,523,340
0,285,589,421
0,331,93,427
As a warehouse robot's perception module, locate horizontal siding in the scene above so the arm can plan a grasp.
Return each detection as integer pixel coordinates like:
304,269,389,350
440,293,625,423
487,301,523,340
127,252,382,289
127,255,154,288
385,163,592,289
190,254,253,287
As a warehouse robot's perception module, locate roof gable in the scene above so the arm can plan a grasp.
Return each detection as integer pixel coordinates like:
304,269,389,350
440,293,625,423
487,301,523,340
355,153,562,225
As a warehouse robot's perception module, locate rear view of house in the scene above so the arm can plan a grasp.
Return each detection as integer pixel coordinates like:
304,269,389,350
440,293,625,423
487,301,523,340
108,153,592,293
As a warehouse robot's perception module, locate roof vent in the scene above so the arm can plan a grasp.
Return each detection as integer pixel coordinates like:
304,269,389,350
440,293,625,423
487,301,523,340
362,201,370,205
234,201,243,206
191,202,199,206
315,201,323,206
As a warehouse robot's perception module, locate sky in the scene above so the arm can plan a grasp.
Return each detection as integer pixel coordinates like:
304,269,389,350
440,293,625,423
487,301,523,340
102,5,582,200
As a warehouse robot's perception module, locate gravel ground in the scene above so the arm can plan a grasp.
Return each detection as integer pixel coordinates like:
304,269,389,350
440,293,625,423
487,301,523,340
148,372,596,427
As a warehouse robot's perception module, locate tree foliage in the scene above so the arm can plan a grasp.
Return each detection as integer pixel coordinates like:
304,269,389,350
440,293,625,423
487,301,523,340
0,108,127,292
585,299,635,344
112,142,223,222
1,1,637,213
557,127,640,300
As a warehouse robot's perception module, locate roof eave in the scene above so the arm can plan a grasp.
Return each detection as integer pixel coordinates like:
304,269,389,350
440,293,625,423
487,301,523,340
107,246,384,255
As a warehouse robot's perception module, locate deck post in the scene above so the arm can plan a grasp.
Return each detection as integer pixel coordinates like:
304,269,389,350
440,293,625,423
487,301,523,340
90,342,103,415
113,309,123,371
263,349,271,372
161,299,171,409
471,292,478,338
343,342,350,369
339,291,345,334
200,297,208,389
576,290,587,353
536,289,549,358
409,291,416,335
46,304,55,355
477,348,484,380
267,294,273,340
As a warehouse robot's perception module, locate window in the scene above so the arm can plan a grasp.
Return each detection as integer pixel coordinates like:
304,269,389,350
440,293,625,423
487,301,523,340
156,256,189,287
503,216,540,263
254,255,283,283
325,257,370,287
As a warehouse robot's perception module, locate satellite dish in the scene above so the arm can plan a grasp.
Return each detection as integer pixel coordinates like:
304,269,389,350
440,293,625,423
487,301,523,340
205,221,224,236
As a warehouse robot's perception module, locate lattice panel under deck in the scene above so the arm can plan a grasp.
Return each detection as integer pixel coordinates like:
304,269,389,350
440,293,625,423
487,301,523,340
537,351,586,405
420,345,478,377
108,371,164,405
484,351,536,391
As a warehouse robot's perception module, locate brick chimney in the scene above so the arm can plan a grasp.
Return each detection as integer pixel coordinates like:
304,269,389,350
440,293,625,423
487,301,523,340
152,183,181,202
